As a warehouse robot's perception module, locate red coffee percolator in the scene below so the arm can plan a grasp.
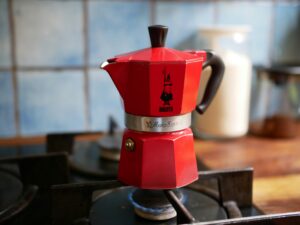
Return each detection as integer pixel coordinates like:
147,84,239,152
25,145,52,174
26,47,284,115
101,25,225,189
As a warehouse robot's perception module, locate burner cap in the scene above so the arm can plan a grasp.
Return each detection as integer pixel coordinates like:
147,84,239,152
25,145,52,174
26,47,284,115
98,132,123,161
69,142,118,178
129,189,184,221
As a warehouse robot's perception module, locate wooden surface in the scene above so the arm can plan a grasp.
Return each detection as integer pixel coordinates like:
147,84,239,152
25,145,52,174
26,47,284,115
194,134,300,178
194,123,300,214
1,127,300,215
253,175,300,213
0,133,101,147
0,135,46,146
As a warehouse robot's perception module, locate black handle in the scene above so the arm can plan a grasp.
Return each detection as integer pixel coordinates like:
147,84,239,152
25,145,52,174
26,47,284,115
196,51,225,114
148,25,168,47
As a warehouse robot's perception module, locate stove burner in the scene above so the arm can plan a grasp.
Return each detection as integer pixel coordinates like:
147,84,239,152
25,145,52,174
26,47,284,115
0,153,69,225
129,189,185,221
51,168,300,225
70,141,119,176
47,133,118,180
90,187,227,225
98,132,122,161
0,168,23,212
98,116,122,161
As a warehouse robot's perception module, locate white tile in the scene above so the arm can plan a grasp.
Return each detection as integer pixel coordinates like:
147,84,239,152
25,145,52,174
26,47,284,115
88,1,150,65
18,70,86,135
14,1,84,66
0,0,11,67
156,1,214,49
0,72,16,137
89,69,124,131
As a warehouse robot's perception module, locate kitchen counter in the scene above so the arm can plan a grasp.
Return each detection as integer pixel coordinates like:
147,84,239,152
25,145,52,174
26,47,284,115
1,125,300,215
194,124,300,214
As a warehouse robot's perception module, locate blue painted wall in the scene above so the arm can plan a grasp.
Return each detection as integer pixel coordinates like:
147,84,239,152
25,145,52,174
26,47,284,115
0,0,299,137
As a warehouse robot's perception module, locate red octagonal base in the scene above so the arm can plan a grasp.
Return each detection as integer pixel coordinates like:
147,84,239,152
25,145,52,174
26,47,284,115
118,128,198,189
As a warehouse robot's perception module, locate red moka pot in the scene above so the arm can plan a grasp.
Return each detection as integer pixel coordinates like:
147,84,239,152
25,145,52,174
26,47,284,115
101,25,224,189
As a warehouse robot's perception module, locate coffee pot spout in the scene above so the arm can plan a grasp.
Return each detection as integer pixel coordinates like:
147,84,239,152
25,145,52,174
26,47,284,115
100,59,128,99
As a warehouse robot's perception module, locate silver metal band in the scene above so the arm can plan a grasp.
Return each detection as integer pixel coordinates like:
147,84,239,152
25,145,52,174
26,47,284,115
125,113,191,132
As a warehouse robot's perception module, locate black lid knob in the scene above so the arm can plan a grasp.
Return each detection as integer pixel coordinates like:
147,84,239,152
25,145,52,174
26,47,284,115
148,25,168,48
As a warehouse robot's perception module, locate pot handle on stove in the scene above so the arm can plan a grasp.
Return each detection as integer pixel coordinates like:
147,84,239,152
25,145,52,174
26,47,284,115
196,51,225,114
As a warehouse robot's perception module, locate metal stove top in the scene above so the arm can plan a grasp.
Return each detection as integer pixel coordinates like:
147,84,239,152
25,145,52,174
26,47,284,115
0,132,300,225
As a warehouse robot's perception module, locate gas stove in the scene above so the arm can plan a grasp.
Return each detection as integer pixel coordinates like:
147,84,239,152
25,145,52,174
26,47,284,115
1,146,300,225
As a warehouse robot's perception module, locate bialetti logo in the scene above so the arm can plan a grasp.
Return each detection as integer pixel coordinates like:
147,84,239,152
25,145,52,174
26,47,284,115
159,68,173,112
144,120,179,129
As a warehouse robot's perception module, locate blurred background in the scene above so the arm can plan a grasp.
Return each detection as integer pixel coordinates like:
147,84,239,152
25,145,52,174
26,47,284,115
0,0,299,138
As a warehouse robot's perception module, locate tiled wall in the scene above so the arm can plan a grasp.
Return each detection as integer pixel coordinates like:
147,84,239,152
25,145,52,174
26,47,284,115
0,0,299,137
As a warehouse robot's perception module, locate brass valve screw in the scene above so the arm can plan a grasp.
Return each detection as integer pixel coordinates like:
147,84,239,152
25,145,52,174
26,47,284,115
125,138,135,151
